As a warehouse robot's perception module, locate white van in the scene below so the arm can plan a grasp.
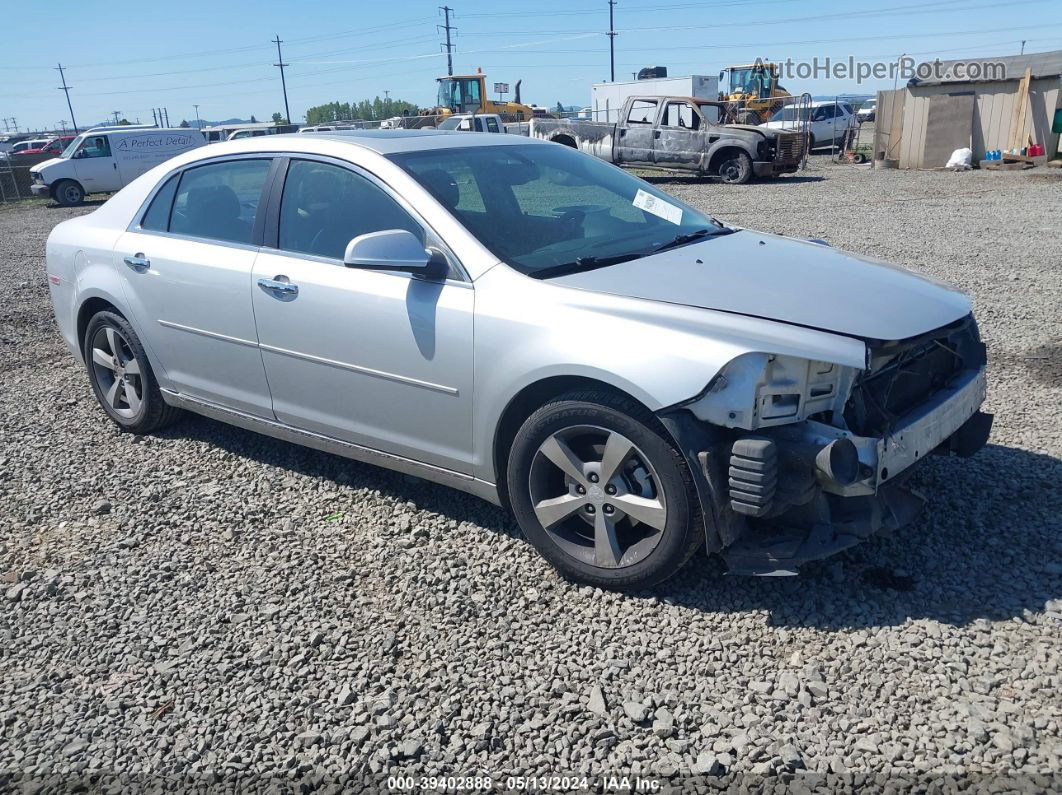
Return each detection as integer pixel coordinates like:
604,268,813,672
30,128,206,206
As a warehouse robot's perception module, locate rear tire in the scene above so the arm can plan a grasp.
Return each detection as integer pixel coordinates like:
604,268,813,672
717,151,753,185
506,390,703,590
53,179,85,207
83,311,182,433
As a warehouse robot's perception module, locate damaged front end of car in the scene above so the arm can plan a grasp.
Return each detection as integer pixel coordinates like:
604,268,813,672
658,315,992,575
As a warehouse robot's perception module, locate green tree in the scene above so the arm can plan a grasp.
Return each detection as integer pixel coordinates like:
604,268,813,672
304,97,419,125
271,112,289,125
556,101,564,113
249,114,258,123
179,119,190,128
119,118,132,125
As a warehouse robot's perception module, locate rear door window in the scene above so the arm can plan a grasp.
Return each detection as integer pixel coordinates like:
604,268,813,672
485,117,501,133
169,158,272,245
626,100,658,125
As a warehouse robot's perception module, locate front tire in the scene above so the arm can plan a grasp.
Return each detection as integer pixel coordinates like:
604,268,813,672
83,311,182,433
507,391,702,590
717,151,753,184
53,179,85,207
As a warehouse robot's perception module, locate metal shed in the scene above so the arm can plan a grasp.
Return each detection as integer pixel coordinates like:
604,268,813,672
877,50,1062,169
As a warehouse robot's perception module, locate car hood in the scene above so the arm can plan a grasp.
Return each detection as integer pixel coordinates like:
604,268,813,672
549,230,972,341
29,157,63,173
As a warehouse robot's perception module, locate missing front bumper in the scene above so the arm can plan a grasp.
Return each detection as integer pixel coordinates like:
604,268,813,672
660,367,992,576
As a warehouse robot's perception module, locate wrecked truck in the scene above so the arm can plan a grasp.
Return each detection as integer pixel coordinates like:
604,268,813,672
530,95,805,183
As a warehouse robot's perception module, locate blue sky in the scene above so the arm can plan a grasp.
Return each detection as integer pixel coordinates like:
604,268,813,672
2,0,1060,131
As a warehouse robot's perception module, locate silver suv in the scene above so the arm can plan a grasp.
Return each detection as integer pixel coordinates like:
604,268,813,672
46,131,991,588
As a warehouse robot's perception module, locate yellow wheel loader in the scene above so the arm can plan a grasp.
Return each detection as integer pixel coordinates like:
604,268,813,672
720,62,791,125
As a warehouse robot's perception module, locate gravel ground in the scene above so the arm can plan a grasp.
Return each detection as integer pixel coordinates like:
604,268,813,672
1,159,1061,792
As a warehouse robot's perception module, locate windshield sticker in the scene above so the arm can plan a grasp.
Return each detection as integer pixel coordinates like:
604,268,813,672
633,189,682,225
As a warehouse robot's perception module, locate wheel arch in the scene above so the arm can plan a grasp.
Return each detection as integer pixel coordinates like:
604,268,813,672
52,177,86,202
549,133,578,149
707,145,751,174
76,295,127,355
491,374,662,508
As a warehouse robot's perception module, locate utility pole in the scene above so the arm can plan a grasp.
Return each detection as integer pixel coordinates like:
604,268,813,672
163,107,170,126
272,35,291,125
112,110,121,125
193,104,201,129
151,108,158,127
58,120,67,132
607,0,617,82
56,63,79,133
438,6,456,77
1020,40,1026,55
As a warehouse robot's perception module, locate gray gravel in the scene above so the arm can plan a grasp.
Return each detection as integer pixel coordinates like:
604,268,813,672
1,160,1061,791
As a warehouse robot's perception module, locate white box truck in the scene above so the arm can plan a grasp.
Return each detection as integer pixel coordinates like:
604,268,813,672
591,75,719,123
30,127,206,206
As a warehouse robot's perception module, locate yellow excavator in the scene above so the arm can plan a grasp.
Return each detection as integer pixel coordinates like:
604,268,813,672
719,61,791,125
432,69,535,122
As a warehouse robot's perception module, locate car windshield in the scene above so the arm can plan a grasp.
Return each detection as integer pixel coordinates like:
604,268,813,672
60,134,86,158
390,143,723,276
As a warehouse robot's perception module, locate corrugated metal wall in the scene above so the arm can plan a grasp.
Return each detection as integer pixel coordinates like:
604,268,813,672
899,77,1061,168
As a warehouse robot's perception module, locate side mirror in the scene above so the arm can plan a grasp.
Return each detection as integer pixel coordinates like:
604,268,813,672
343,229,448,279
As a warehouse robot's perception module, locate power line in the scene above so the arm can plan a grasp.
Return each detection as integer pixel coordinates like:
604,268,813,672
56,63,78,133
439,6,456,76
273,35,291,124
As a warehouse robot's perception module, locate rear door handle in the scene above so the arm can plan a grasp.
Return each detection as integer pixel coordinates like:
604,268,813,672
123,253,149,272
257,276,299,298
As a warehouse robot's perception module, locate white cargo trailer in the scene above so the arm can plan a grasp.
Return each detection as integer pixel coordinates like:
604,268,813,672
591,75,719,123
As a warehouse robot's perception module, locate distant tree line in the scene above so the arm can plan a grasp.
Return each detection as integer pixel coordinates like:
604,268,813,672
304,97,419,125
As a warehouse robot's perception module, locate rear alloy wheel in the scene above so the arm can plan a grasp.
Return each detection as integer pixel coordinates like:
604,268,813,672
83,311,182,433
53,180,85,207
507,391,702,589
717,151,753,184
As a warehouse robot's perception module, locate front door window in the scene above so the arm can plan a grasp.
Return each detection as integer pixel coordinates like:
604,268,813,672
77,136,111,158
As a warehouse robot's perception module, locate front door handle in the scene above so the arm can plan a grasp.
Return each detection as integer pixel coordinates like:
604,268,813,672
257,276,299,298
123,253,149,272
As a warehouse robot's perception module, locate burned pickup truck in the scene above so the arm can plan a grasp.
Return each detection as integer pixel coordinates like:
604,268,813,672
530,95,805,184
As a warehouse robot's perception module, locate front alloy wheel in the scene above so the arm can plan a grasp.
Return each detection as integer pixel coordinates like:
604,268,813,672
507,391,702,589
529,426,668,569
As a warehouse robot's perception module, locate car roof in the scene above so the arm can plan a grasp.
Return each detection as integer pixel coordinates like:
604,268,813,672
268,129,550,154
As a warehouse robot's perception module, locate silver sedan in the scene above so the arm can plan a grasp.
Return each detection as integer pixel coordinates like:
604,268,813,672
46,130,991,588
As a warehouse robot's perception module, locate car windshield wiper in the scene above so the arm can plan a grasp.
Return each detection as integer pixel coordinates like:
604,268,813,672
651,226,735,254
530,253,644,280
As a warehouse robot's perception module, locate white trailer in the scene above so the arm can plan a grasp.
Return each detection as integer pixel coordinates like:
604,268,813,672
591,75,719,123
